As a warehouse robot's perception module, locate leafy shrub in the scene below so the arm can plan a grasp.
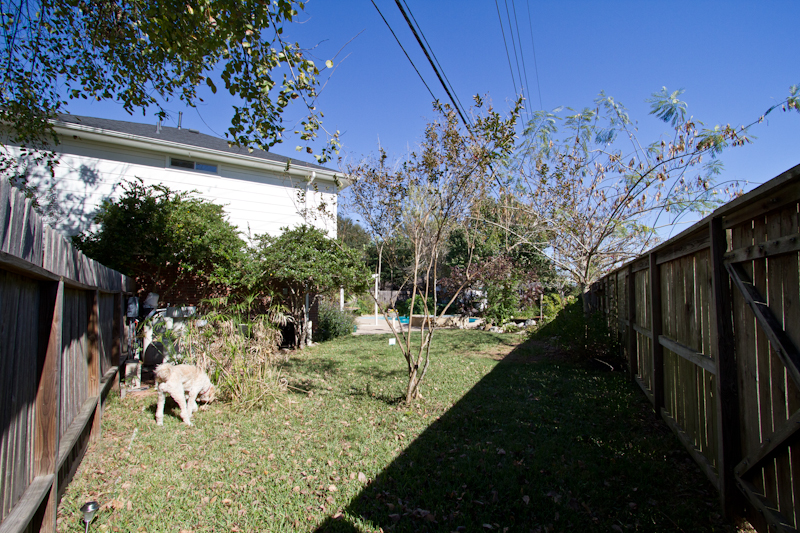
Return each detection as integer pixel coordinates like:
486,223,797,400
180,318,287,410
485,280,520,325
396,295,436,316
73,179,246,299
171,294,290,410
357,296,373,316
317,300,356,342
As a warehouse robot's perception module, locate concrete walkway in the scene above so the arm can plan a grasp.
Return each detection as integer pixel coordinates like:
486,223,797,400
353,315,485,335
353,315,411,336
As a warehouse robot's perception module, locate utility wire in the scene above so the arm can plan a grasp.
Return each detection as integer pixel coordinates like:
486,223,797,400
399,0,471,126
510,0,534,121
394,0,471,129
369,0,438,104
525,0,544,110
494,0,519,106
503,0,528,120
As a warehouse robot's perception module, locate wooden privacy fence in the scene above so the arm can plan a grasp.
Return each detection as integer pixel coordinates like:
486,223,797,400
0,180,134,533
588,164,800,532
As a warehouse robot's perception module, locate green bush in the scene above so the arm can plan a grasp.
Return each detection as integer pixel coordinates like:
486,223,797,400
317,300,356,342
485,281,519,325
357,296,373,316
396,295,436,316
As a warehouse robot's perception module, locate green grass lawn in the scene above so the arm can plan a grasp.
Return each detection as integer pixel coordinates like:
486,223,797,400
57,330,733,532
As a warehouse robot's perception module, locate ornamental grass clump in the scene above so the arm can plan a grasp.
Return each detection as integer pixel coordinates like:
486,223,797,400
179,295,291,410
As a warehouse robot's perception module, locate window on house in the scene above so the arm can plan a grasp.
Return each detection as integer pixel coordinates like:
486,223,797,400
170,158,218,173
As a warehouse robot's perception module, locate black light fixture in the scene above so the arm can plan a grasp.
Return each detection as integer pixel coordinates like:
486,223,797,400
80,501,99,533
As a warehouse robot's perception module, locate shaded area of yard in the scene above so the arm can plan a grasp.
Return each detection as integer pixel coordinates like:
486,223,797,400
56,331,732,532
317,337,727,532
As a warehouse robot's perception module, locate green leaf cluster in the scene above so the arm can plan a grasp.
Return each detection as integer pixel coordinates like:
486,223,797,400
73,179,245,298
1,0,340,198
254,225,370,348
316,300,357,342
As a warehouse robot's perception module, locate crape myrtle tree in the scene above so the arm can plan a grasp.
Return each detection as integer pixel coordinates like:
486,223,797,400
254,225,369,349
1,0,340,211
495,86,800,313
347,97,521,403
365,235,414,290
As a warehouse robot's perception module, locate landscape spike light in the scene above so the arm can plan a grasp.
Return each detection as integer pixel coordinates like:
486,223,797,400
80,501,99,533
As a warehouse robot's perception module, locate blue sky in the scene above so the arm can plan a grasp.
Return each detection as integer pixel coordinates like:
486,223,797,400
70,0,799,194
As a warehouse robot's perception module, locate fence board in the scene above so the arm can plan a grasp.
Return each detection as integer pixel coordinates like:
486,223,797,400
0,182,132,533
0,272,39,523
98,293,115,375
60,290,90,435
765,209,794,524
587,165,800,530
781,203,800,528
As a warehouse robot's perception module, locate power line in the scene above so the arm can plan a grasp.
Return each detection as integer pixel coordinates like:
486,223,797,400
525,0,544,110
393,0,471,129
399,0,471,126
510,0,534,120
503,0,528,120
494,0,519,105
368,0,438,104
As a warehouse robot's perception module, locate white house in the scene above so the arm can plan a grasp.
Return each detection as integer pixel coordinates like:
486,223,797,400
9,114,347,238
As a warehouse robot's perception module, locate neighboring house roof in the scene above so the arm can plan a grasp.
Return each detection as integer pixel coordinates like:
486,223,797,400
54,114,347,186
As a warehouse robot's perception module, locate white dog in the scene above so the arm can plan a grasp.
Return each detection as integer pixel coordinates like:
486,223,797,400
154,363,216,426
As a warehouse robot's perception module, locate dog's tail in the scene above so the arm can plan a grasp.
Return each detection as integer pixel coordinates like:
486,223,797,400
154,363,173,382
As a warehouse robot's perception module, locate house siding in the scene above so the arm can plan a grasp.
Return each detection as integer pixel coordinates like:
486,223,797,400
12,135,339,239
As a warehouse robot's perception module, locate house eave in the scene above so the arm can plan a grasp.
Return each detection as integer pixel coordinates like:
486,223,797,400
52,120,351,188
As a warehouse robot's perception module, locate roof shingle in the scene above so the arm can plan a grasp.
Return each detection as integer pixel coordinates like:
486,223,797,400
57,114,332,172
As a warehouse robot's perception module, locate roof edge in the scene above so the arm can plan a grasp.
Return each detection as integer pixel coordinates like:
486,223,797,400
52,119,351,188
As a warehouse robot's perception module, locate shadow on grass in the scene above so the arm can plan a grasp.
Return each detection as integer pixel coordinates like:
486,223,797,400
346,388,405,406
352,367,407,380
283,356,345,376
314,337,729,532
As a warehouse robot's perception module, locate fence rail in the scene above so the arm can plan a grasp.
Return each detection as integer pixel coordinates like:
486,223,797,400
588,163,800,532
0,180,134,533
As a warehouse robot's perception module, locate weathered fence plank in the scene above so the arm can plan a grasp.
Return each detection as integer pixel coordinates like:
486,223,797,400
588,164,800,531
0,182,132,533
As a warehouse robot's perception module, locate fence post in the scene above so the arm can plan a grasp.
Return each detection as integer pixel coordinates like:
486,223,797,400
627,264,637,381
32,280,63,531
111,293,122,392
649,252,664,414
709,216,742,517
88,290,101,441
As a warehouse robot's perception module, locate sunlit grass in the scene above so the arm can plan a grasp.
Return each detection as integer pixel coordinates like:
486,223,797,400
57,330,731,532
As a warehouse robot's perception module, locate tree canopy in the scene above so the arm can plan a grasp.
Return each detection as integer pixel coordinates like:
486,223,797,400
1,0,339,186
492,86,800,310
73,179,245,299
347,96,522,402
254,225,369,348
337,215,371,251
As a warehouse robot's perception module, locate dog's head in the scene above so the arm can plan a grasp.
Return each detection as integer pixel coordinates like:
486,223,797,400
199,383,216,404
